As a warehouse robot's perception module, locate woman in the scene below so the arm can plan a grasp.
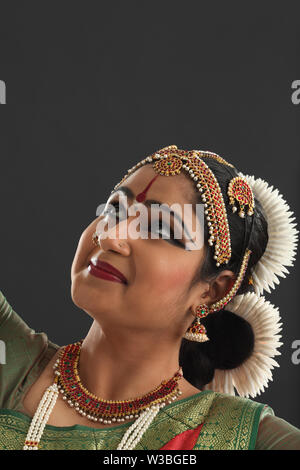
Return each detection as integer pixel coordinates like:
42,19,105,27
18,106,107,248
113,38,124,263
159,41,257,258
1,144,300,450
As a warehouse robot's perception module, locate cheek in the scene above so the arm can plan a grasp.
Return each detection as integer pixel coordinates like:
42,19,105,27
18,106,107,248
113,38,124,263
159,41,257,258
160,269,187,289
123,252,192,325
141,252,193,296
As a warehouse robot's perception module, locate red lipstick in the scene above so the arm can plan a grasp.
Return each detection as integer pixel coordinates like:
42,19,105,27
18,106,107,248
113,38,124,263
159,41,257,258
88,259,127,284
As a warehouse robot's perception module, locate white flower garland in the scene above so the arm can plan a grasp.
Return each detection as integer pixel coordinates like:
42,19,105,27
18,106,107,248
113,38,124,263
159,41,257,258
238,173,299,296
203,292,283,398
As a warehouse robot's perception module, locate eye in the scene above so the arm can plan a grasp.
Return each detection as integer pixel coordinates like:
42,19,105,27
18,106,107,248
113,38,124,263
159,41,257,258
102,203,186,248
102,201,126,221
151,219,184,247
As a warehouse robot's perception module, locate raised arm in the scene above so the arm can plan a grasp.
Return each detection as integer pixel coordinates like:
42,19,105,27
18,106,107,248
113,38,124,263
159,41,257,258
0,290,59,409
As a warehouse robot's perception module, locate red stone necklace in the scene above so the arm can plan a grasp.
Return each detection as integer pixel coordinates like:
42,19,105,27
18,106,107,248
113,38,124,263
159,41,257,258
53,340,184,425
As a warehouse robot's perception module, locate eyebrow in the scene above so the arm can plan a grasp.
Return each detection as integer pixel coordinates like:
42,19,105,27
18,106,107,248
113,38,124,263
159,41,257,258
110,186,196,242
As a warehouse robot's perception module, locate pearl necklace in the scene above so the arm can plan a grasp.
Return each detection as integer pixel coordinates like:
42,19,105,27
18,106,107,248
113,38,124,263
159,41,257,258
23,342,184,450
23,379,59,450
117,403,164,450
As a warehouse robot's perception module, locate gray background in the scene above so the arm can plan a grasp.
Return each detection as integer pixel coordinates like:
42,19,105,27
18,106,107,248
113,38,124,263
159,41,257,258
0,2,299,427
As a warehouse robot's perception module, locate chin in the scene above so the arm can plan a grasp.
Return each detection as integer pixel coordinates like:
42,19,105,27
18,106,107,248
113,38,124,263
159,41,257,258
70,270,90,310
70,271,108,321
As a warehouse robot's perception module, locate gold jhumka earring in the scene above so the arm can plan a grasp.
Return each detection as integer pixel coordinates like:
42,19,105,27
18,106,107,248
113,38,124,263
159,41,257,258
184,304,210,342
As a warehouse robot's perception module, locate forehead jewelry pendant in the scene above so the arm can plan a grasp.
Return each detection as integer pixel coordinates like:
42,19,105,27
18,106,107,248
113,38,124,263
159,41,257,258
152,153,183,176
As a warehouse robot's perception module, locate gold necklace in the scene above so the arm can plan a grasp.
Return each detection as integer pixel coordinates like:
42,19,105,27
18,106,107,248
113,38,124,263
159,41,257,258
54,340,184,424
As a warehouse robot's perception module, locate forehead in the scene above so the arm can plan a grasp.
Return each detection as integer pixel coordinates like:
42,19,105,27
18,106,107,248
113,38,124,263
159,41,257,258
115,163,196,205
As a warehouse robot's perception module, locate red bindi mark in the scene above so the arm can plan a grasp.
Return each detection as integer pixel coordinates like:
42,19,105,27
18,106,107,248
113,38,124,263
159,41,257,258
136,175,159,202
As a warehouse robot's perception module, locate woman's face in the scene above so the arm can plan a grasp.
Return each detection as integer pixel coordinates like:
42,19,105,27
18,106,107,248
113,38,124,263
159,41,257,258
71,164,208,340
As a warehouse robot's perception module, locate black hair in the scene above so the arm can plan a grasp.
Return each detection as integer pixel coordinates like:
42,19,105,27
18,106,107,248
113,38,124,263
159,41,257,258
179,158,269,390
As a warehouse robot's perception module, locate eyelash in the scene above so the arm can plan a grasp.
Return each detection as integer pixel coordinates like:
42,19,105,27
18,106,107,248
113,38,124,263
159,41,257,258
102,201,184,247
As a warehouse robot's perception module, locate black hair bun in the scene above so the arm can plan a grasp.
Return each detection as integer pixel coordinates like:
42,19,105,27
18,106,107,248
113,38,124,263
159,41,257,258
179,309,255,389
200,309,255,369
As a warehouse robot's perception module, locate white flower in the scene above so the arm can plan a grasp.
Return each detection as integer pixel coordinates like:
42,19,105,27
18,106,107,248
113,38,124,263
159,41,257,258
203,292,283,398
238,173,299,296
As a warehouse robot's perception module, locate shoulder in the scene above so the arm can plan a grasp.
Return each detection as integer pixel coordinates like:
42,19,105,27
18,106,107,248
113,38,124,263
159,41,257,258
191,391,271,450
201,391,270,435
208,390,271,414
173,390,268,426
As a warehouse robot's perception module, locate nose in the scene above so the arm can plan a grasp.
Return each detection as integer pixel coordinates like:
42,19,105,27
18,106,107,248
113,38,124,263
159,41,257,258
95,218,131,255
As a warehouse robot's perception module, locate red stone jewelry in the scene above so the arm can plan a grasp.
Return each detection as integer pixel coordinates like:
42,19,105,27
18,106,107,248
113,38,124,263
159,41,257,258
150,146,233,266
227,176,255,218
54,341,184,425
184,304,210,342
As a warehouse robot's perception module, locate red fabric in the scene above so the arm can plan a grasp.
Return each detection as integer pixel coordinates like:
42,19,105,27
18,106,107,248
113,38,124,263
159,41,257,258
159,423,204,450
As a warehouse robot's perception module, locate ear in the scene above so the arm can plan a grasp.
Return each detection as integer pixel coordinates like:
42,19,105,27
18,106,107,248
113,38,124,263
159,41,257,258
197,270,236,308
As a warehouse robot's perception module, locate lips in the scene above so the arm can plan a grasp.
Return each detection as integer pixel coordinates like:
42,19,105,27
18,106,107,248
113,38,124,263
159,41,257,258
90,259,128,284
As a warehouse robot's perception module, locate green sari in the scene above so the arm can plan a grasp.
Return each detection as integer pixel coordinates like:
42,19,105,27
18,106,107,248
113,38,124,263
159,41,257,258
0,290,300,450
